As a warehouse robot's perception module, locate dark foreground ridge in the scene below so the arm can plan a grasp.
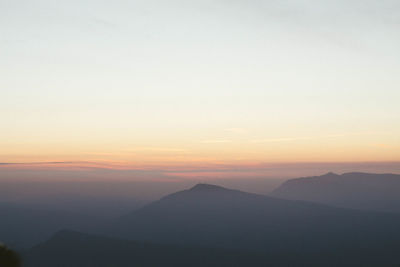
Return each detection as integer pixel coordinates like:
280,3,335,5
0,244,21,267
24,230,270,267
24,229,400,267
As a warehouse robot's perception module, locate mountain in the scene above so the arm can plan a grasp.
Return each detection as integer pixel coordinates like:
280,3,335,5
0,202,104,249
109,183,400,266
23,230,271,267
271,172,400,213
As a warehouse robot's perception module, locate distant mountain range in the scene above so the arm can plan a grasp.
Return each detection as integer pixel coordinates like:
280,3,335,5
271,172,400,213
22,181,400,266
4,172,400,266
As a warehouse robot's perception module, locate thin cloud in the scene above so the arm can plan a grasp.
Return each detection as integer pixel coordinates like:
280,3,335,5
326,131,392,138
0,161,90,165
251,137,309,143
201,140,232,144
252,132,392,143
133,147,188,152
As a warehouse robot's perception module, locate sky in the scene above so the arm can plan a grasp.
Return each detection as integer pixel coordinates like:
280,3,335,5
1,0,400,174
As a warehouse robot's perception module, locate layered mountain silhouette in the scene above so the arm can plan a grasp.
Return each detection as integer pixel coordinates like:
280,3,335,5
10,180,400,266
109,183,400,264
271,172,400,213
6,176,400,266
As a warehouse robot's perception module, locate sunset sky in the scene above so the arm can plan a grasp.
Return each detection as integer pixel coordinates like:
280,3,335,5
1,0,400,171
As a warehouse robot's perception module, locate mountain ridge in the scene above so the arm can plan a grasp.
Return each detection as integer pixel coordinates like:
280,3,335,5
271,172,400,213
109,181,400,254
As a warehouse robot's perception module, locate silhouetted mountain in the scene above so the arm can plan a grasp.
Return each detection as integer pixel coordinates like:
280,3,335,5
24,230,271,267
0,202,105,248
271,172,400,213
109,183,400,266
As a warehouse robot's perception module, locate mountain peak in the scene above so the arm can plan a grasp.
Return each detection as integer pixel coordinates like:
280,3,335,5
189,183,227,192
323,172,339,177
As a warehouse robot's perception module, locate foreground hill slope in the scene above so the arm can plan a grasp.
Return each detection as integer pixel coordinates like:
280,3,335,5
24,230,271,267
271,172,400,213
24,229,400,267
111,184,400,256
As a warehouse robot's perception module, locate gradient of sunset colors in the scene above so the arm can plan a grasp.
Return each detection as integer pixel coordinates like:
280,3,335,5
1,0,400,169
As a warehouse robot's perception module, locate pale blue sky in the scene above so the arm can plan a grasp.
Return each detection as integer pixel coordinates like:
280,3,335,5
1,0,399,164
